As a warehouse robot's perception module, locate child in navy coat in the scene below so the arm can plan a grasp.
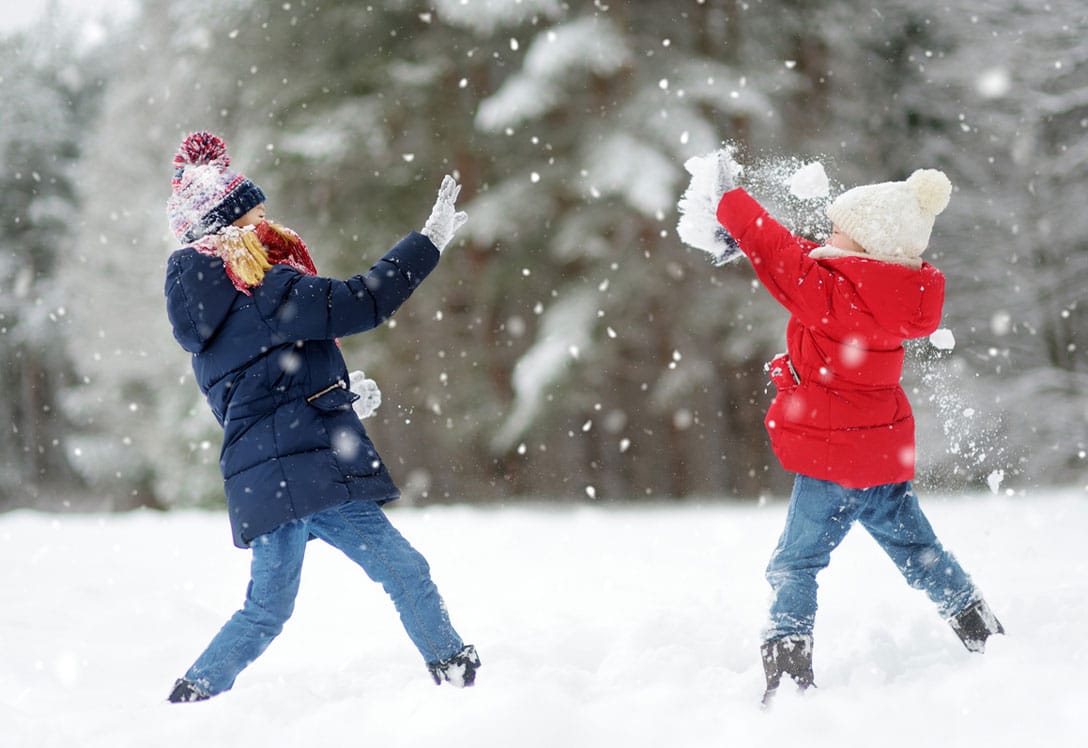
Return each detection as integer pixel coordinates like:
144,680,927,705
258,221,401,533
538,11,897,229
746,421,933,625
163,131,479,702
678,149,1003,704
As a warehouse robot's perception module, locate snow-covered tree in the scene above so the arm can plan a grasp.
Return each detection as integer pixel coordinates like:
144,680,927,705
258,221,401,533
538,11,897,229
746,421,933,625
458,2,799,499
42,0,1088,510
0,25,97,507
57,0,272,509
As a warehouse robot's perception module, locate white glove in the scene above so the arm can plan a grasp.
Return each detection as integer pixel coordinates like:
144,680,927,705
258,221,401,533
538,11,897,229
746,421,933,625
421,175,469,253
713,147,742,196
348,370,382,420
676,146,744,265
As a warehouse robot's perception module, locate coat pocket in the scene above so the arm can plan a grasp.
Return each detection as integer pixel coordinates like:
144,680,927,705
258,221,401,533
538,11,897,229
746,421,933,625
306,382,359,412
305,385,383,478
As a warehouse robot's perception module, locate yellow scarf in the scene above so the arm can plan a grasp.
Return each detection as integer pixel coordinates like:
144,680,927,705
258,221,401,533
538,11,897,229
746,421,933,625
193,221,318,294
214,224,273,287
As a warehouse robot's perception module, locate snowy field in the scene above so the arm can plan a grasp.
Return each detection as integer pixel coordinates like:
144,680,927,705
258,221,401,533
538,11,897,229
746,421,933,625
1,487,1084,747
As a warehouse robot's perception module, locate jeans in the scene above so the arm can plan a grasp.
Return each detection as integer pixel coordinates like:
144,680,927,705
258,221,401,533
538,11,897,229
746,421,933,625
185,500,463,696
764,475,978,641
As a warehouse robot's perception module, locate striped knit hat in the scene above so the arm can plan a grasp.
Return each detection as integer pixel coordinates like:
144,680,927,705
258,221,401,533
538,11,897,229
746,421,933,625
166,131,266,244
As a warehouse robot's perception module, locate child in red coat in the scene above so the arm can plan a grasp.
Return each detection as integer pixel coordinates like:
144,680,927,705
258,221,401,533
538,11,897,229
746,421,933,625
678,150,1004,704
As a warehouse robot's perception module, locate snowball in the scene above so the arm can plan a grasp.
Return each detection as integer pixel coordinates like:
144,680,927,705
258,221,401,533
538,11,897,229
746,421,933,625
787,162,829,200
987,469,1004,494
930,328,956,350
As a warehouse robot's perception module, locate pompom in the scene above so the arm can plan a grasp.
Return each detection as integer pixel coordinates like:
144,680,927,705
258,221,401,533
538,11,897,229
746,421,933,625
907,168,952,216
173,131,230,169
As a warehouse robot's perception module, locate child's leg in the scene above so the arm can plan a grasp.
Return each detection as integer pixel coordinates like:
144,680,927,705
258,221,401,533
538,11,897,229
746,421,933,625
309,500,465,664
182,519,309,696
856,482,977,618
764,475,862,640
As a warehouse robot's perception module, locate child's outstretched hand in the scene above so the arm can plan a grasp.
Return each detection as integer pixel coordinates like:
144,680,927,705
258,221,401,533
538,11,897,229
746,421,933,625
422,175,469,253
676,146,743,266
348,370,382,420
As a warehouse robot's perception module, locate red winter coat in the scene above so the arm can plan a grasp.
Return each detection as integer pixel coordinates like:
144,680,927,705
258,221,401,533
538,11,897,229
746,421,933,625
716,189,945,488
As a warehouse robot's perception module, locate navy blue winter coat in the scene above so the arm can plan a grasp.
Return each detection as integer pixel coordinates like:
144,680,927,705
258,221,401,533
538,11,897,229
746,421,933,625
165,232,440,547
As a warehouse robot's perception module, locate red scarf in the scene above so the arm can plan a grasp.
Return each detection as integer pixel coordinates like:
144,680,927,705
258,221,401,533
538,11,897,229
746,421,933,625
256,221,317,277
192,220,318,295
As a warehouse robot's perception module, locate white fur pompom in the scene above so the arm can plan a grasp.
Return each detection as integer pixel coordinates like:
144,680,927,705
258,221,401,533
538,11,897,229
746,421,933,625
907,168,952,216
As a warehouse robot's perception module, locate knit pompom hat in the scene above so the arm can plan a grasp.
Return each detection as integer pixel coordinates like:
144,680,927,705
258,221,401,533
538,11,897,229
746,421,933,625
825,169,952,262
166,131,266,244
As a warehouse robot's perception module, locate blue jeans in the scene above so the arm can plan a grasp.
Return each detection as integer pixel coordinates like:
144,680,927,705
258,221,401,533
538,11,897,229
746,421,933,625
764,475,978,641
185,500,464,696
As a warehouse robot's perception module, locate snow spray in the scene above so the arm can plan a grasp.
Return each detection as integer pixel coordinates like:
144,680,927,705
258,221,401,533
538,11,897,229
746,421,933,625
734,150,839,241
907,332,1010,493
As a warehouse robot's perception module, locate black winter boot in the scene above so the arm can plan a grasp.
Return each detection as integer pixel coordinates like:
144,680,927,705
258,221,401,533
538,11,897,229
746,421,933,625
950,599,1005,653
760,635,814,706
427,644,481,687
167,678,211,703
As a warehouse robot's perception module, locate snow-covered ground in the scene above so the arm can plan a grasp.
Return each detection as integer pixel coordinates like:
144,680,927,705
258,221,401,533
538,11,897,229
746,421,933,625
1,488,1083,747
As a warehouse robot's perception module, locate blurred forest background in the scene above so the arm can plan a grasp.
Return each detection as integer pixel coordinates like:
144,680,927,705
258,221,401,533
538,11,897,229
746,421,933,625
1,0,1085,513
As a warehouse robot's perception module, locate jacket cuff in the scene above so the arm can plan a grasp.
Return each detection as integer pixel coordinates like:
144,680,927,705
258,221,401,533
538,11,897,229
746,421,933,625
383,231,441,287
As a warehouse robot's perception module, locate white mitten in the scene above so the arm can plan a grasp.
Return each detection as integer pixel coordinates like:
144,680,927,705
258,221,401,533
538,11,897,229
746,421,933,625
676,145,744,265
348,370,382,420
421,175,469,253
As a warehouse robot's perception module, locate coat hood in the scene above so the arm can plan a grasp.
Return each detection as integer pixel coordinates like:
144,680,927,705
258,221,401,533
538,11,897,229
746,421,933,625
165,248,238,353
822,254,945,340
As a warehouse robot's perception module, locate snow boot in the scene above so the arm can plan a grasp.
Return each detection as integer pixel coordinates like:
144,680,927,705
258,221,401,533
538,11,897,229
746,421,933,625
167,678,211,703
427,644,481,687
950,599,1005,653
760,635,814,706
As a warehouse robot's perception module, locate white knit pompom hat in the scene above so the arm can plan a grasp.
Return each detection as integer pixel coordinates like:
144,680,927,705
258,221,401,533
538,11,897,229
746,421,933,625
826,169,952,262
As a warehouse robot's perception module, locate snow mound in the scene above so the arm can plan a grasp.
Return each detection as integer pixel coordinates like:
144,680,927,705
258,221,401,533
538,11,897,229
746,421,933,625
1,492,1084,746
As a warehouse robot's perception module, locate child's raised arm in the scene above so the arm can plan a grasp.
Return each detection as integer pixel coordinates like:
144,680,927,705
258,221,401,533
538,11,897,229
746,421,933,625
254,231,440,341
716,189,831,326
253,175,468,342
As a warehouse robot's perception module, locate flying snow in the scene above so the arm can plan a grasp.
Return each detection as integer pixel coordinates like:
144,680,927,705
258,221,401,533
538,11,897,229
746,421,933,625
976,68,1011,99
929,328,956,351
